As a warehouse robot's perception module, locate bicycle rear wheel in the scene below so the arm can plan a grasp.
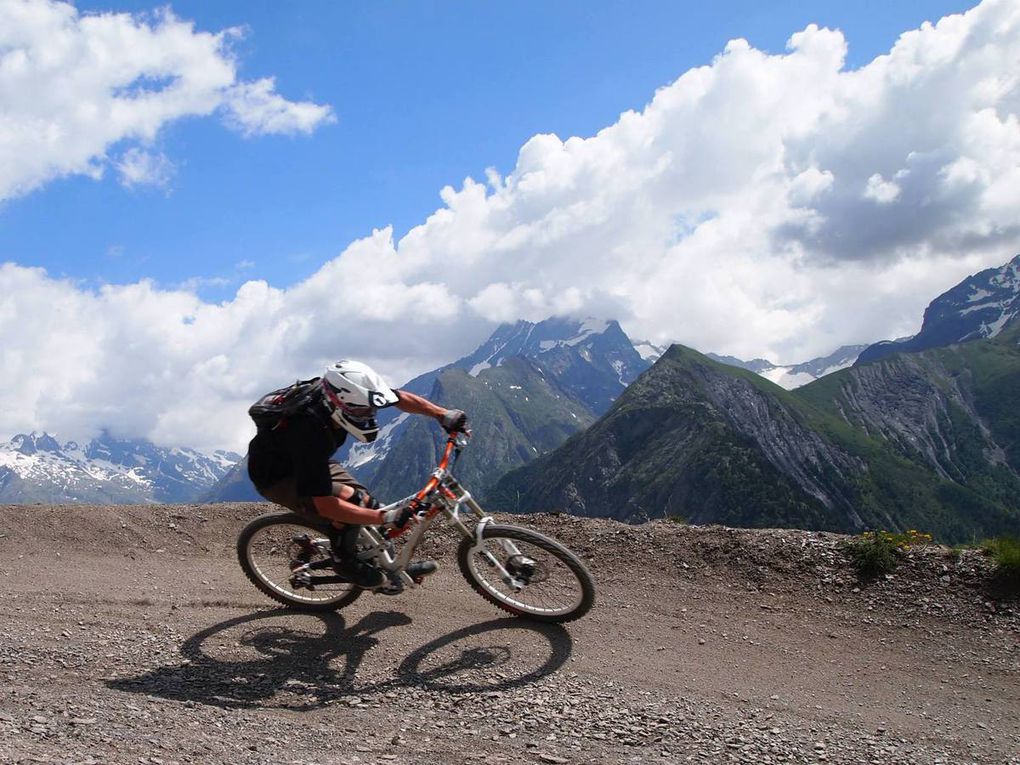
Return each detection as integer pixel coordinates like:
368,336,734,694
237,512,362,612
457,524,595,623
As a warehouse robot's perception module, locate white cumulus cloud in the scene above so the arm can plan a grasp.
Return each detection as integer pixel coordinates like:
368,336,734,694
223,77,335,137
2,0,1019,453
0,0,334,201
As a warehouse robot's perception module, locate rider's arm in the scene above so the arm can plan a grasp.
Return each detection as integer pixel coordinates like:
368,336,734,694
311,494,385,526
393,389,448,421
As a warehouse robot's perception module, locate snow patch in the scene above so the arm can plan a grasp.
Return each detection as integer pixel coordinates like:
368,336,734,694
468,361,491,377
611,359,626,385
633,341,666,362
960,301,1002,315
760,369,818,389
344,413,410,469
578,318,610,335
983,309,1017,338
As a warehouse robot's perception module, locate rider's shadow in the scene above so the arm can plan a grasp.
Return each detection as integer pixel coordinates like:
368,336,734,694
107,610,572,710
107,610,406,710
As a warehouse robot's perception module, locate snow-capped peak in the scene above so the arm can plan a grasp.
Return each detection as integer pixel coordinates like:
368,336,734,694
857,253,1020,364
707,345,869,390
458,317,633,377
0,431,240,504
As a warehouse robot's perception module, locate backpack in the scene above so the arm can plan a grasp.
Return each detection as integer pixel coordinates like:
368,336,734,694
248,377,324,431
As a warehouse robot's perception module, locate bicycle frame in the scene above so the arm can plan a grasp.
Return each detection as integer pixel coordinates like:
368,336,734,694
352,432,525,591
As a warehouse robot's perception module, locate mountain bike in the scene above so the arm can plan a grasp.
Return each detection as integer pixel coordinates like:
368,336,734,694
236,432,595,623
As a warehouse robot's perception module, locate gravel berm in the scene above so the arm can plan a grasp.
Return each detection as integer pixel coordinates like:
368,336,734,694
1,503,1017,764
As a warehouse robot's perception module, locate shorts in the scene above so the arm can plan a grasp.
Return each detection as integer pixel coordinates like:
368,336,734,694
254,462,382,587
255,461,368,517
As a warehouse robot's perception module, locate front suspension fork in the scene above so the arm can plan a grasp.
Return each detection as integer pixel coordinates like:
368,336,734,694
446,494,527,591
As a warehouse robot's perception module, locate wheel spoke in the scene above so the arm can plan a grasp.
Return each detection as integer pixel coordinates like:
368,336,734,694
244,520,358,607
468,534,588,617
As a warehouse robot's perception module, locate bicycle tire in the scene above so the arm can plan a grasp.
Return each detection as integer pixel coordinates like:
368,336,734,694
457,524,595,623
237,512,363,612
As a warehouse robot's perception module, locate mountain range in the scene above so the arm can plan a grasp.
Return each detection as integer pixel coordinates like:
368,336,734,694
705,345,869,390
206,317,652,503
7,253,1018,533
493,256,1020,543
130,319,883,505
0,431,238,504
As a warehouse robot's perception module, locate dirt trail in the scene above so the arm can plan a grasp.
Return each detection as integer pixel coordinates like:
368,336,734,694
0,503,1017,765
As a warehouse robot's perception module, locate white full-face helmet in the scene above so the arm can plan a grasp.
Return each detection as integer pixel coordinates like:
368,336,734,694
321,360,400,442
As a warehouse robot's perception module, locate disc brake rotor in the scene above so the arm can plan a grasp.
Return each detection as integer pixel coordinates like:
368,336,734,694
506,553,548,584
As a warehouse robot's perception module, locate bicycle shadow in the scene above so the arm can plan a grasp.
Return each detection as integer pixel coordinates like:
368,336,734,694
106,609,572,710
397,619,572,694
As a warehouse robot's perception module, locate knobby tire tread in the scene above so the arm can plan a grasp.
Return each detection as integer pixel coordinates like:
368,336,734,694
457,524,595,623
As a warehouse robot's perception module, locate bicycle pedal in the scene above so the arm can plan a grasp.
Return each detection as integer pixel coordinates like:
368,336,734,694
375,574,405,596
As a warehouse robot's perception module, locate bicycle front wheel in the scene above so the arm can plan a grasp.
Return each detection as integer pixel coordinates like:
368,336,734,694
457,524,595,623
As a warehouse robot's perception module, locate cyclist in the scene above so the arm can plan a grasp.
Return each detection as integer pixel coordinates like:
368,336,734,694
247,359,468,588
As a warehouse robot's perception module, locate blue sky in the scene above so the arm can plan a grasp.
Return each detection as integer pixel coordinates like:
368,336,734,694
1,0,976,296
2,0,1018,451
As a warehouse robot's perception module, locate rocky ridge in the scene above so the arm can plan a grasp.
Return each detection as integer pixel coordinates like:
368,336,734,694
493,345,870,531
857,253,1020,364
498,321,1020,542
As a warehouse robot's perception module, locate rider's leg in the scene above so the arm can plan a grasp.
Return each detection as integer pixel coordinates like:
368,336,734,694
324,463,386,587
256,466,364,527
318,462,438,587
255,477,303,514
327,462,372,506
255,472,382,585
325,463,438,586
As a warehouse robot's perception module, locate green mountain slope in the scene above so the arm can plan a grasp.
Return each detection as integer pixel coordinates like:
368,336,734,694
794,324,1020,539
493,335,1020,542
491,346,866,530
370,357,597,503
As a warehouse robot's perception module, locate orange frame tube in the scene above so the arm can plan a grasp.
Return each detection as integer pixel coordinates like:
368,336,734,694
386,436,458,540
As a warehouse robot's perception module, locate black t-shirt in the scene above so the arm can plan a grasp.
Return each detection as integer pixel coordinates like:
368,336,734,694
247,411,346,497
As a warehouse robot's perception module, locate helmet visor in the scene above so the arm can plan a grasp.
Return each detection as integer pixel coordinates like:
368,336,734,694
322,381,376,419
339,401,375,421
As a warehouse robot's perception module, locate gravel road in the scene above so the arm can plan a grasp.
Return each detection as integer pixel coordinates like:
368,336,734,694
1,503,1017,765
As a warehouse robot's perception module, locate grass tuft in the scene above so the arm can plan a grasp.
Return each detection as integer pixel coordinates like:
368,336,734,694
983,537,1020,591
842,529,932,579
